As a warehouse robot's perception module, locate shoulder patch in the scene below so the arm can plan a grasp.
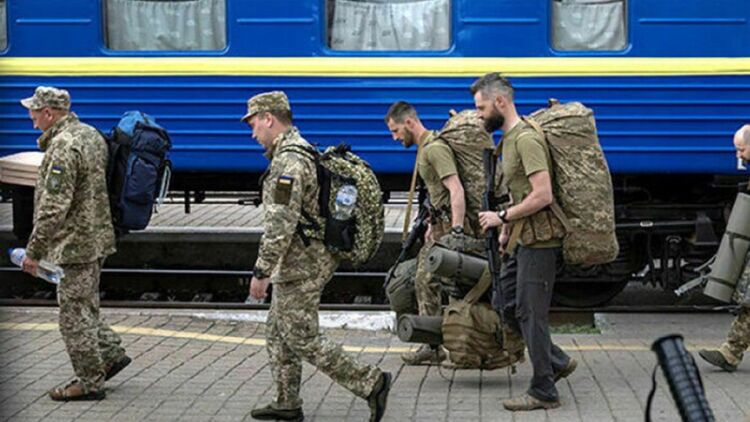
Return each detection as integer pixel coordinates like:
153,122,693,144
47,165,64,194
273,175,294,205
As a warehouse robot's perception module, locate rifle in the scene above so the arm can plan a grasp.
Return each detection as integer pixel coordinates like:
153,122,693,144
482,149,502,303
384,196,431,289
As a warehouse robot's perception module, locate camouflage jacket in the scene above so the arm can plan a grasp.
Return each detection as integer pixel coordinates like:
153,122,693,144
255,127,333,283
26,113,116,264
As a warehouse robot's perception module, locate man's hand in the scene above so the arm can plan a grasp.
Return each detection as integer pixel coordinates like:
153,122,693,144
22,256,39,277
478,211,502,231
424,224,433,243
249,276,271,300
498,229,509,255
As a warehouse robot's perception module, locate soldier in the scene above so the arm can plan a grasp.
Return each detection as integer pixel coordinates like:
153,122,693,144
245,91,391,422
473,73,577,411
20,86,130,401
699,124,750,372
384,101,467,365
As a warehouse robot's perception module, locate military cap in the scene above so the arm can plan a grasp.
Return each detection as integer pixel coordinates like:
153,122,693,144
241,91,290,122
20,86,71,111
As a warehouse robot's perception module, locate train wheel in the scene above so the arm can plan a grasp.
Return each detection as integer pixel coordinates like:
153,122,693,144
552,280,629,308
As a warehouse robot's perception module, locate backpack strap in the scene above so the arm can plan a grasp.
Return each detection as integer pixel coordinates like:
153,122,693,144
275,144,324,247
464,267,492,305
402,143,424,240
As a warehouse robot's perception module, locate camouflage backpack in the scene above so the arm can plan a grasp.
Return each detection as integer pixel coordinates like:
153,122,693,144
524,99,619,266
435,110,495,234
282,143,385,266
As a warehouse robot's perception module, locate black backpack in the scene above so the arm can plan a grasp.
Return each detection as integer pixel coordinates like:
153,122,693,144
102,111,172,236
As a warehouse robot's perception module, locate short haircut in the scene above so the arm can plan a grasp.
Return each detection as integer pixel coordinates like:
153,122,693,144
742,124,750,145
470,72,514,101
385,101,418,124
264,109,293,125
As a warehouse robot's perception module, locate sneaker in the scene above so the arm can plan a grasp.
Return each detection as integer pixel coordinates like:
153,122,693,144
554,358,578,382
502,393,560,411
367,372,392,422
105,355,132,381
401,345,446,365
699,349,737,372
49,380,105,402
250,403,303,421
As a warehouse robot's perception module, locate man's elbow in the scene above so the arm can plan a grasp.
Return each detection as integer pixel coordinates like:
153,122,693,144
539,189,554,207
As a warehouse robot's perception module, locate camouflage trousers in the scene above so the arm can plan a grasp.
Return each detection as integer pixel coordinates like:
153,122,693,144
719,307,750,366
58,259,125,392
415,239,442,317
266,252,382,410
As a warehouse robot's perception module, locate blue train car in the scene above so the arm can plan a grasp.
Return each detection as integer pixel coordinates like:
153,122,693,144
1,0,749,305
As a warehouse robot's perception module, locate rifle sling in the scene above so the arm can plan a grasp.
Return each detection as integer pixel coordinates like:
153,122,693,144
403,144,423,241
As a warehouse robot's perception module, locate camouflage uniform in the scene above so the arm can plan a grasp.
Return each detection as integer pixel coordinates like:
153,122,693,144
22,87,122,394
414,130,456,317
249,92,382,410
719,181,750,366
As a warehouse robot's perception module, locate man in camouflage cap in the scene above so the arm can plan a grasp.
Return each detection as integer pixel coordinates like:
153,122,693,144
473,73,576,411
699,124,750,372
244,91,391,422
20,86,130,401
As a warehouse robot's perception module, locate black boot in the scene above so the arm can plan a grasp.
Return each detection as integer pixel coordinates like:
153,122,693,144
250,403,304,421
367,372,392,422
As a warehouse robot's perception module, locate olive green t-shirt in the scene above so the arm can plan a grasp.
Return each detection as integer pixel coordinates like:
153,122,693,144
501,120,562,248
418,131,457,213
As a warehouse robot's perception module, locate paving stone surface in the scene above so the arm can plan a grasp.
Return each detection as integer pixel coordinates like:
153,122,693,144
0,307,748,421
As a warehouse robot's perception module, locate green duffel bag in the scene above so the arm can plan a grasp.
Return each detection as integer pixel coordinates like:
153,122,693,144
385,258,418,315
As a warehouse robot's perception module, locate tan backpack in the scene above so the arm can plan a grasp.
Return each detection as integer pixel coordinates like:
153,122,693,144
524,99,619,266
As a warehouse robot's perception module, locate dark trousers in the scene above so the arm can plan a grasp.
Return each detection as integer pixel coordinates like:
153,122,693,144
495,245,571,402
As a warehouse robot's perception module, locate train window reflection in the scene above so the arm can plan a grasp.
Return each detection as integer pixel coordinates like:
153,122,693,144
551,0,627,51
328,0,451,51
104,0,226,51
0,0,6,50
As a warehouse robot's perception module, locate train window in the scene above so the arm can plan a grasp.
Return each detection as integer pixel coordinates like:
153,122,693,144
104,0,226,51
0,0,6,50
551,0,627,51
327,0,451,51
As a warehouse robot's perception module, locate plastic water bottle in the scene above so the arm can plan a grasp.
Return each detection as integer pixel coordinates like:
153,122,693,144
8,248,65,285
333,185,357,220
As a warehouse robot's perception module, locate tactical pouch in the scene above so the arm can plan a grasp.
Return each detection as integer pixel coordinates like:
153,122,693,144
324,217,355,252
519,208,565,246
385,258,419,315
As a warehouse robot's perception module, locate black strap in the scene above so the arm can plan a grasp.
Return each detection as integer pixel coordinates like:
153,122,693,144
645,363,658,422
295,209,321,247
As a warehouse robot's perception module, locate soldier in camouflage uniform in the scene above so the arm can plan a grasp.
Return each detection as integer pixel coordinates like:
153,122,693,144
20,87,130,401
244,92,391,422
473,73,577,411
700,124,750,372
384,101,471,365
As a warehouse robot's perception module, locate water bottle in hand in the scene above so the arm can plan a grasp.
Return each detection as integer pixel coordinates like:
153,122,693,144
8,248,65,285
333,184,357,220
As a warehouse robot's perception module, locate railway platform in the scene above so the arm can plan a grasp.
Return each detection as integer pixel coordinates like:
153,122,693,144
0,306,748,421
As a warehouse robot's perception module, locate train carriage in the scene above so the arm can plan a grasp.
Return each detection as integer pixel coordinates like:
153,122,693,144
1,0,749,305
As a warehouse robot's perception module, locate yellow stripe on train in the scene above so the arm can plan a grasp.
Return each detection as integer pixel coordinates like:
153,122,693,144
1,57,749,77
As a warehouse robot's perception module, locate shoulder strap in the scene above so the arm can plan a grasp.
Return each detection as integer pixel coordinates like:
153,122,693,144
277,144,318,161
464,268,492,305
403,144,423,240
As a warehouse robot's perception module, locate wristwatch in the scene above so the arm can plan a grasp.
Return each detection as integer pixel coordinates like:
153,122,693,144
252,266,270,279
451,225,464,235
497,209,509,224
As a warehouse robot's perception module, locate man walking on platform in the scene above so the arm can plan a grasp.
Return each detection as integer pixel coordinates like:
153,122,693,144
245,91,391,422
473,73,577,411
700,124,750,372
20,86,130,401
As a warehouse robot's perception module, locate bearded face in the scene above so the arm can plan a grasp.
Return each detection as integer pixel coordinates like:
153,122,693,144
482,107,505,133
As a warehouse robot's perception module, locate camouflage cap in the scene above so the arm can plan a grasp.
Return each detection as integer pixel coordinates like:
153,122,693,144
20,86,71,111
241,91,290,122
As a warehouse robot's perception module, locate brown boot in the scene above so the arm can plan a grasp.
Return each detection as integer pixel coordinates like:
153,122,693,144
502,393,560,411
401,345,446,365
49,380,105,402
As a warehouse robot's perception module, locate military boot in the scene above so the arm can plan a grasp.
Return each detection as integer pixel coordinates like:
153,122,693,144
367,372,392,422
699,349,738,372
502,393,560,411
250,403,304,421
401,345,446,365
554,358,578,382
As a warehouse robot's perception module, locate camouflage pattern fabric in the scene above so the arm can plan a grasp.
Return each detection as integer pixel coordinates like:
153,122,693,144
26,113,116,265
265,230,382,409
415,239,443,317
732,253,750,306
241,90,290,122
436,110,495,237
20,86,71,111
58,259,126,393
254,128,329,282
526,100,619,266
719,307,750,366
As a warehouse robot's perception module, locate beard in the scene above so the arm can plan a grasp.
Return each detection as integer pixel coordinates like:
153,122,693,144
401,130,416,148
483,109,505,133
